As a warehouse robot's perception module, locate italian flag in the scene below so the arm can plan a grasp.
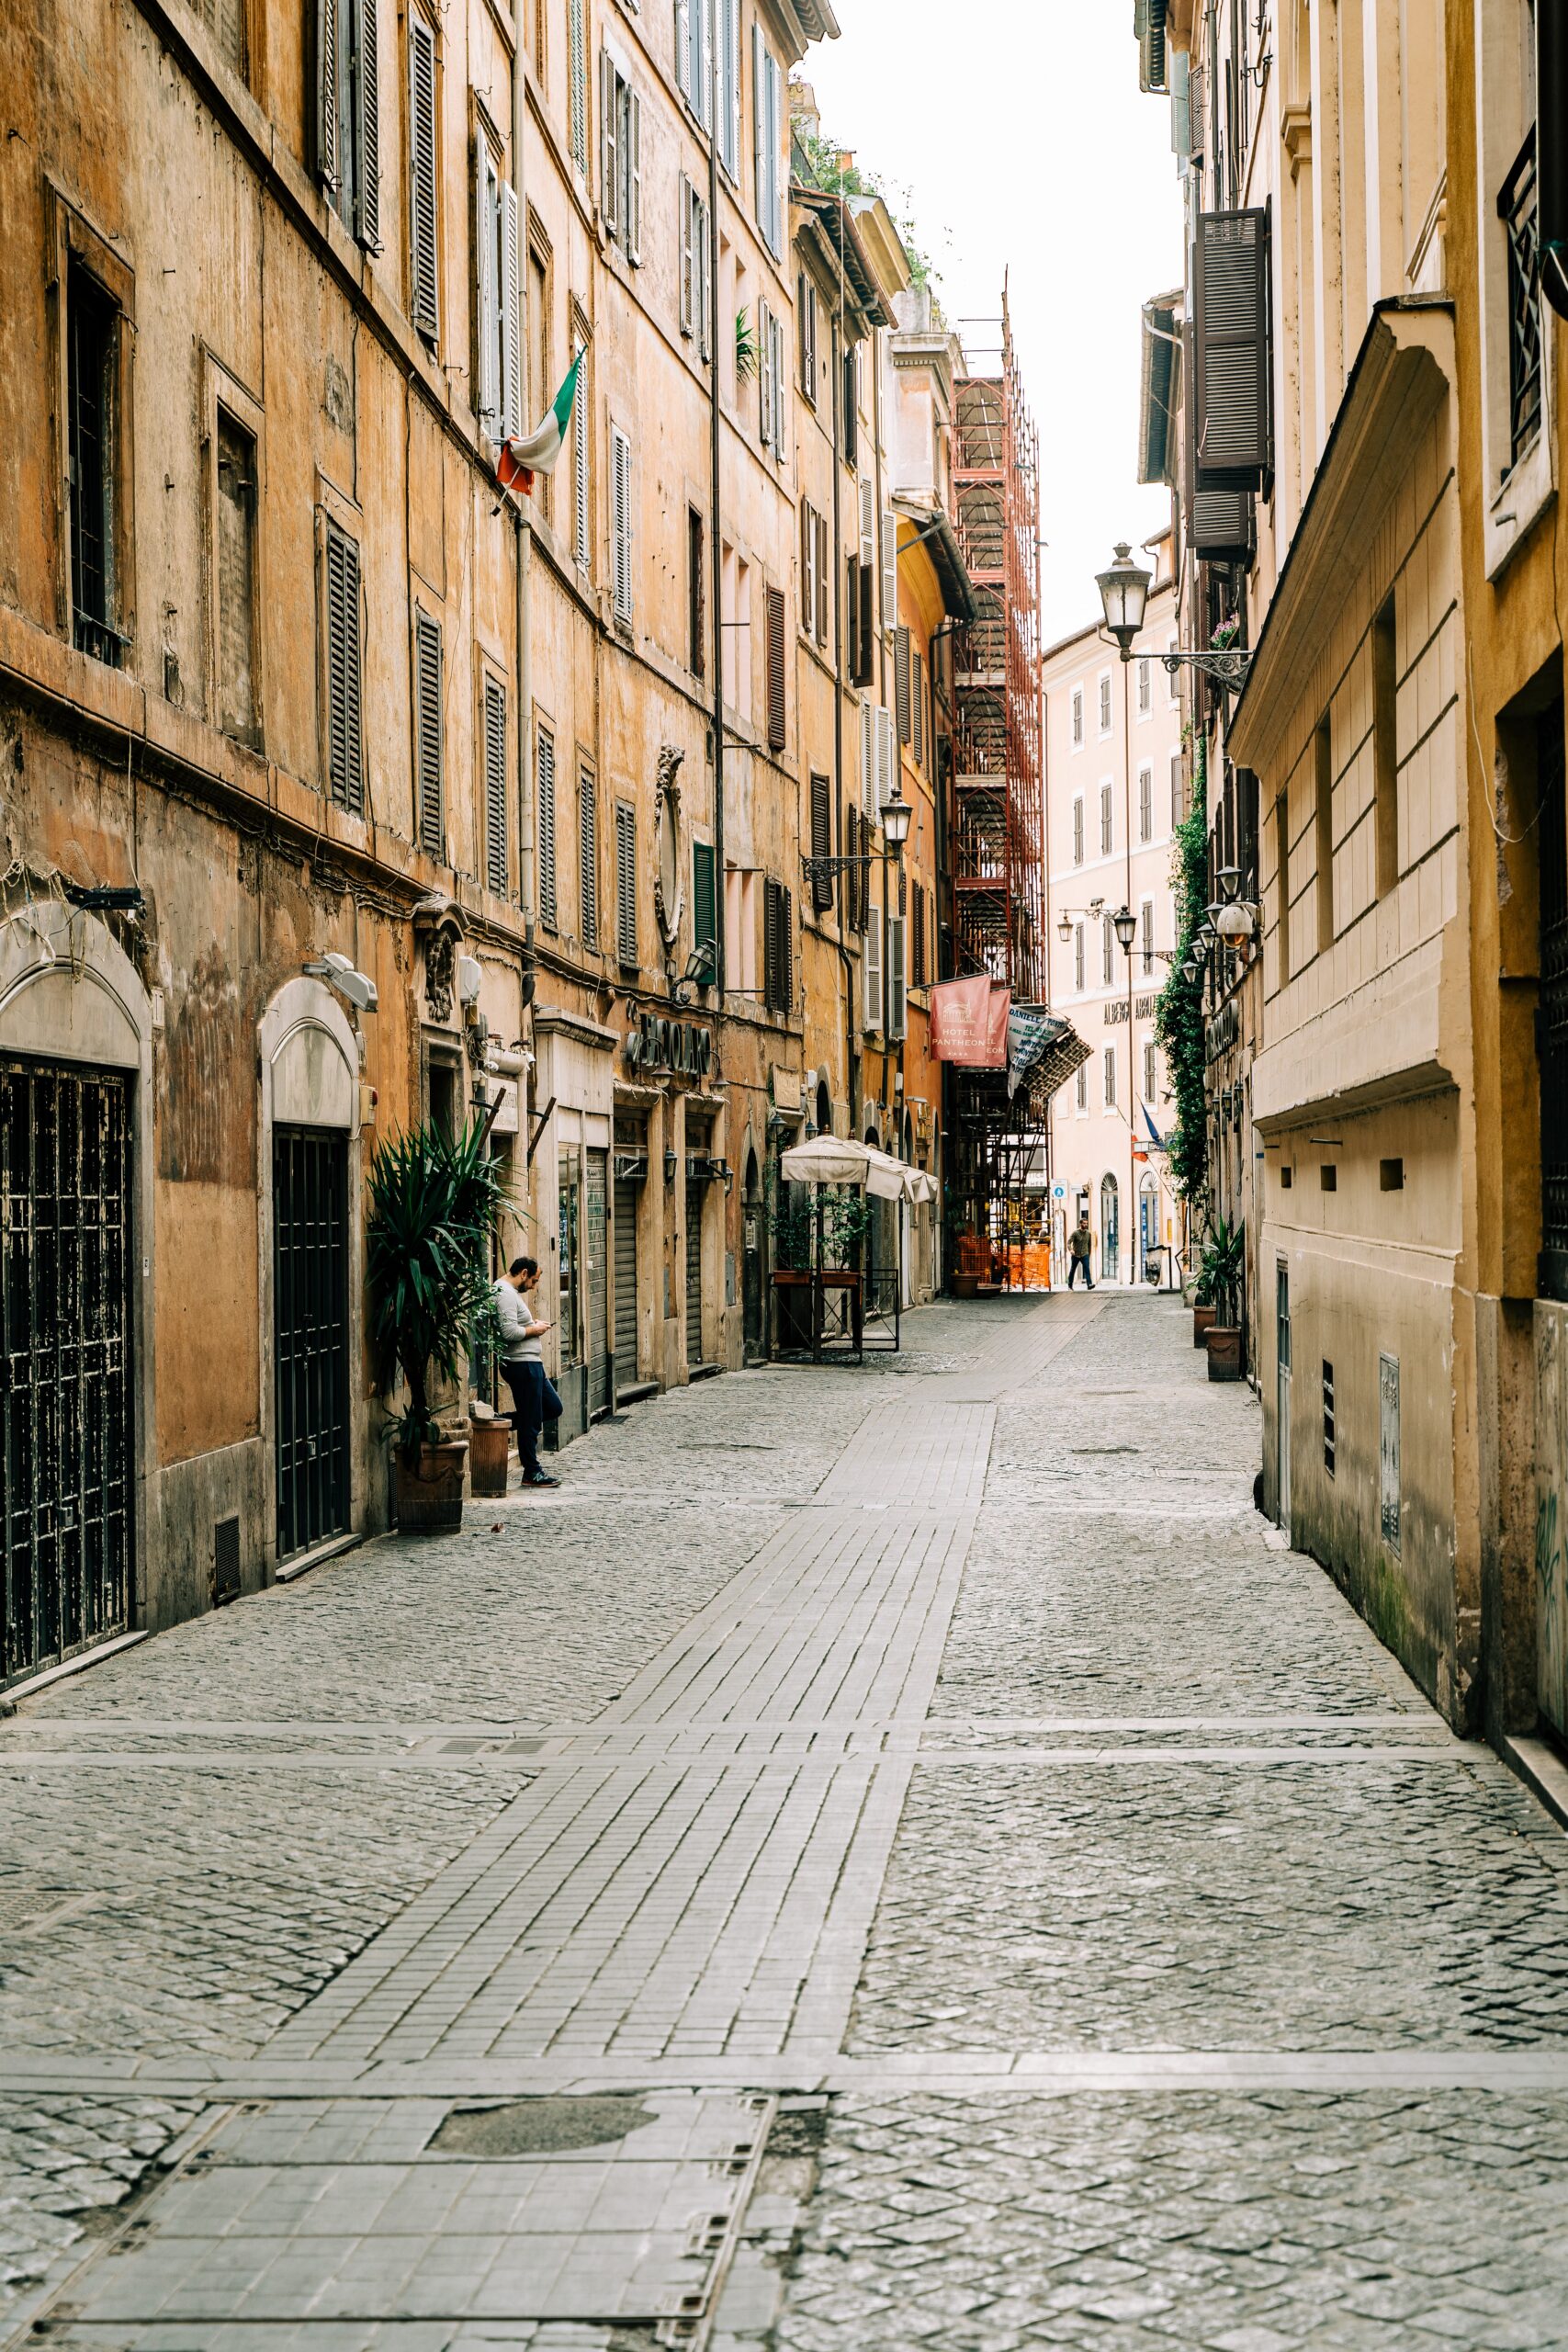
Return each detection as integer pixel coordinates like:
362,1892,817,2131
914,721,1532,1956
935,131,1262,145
498,351,584,499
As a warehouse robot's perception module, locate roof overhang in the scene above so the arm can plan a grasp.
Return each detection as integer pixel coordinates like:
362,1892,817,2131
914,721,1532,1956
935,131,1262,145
792,187,895,329
1227,298,1455,775
845,192,913,310
893,496,978,622
764,0,840,65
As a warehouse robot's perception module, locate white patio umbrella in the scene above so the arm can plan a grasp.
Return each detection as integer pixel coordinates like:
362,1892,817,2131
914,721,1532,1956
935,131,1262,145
780,1135,908,1200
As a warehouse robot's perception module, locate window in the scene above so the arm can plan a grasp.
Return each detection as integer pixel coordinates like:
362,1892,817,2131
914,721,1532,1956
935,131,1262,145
413,606,443,855
895,626,912,744
1314,715,1335,951
1101,912,1115,986
763,877,794,1012
1137,657,1151,713
322,518,364,812
694,839,718,972
610,425,633,623
688,505,706,676
215,409,258,744
483,673,507,895
67,265,121,667
758,300,784,455
315,0,379,250
716,0,739,176
863,899,883,1029
1501,119,1543,473
571,333,591,569
475,146,521,438
1167,636,1179,700
809,772,833,912
752,24,783,255
765,583,786,751
910,878,928,984
1071,687,1084,746
578,764,598,943
1100,781,1113,854
886,911,908,1040
1170,750,1184,830
1372,596,1398,897
1138,764,1153,842
798,271,818,398
1143,1038,1157,1101
567,0,587,172
676,0,712,130
1381,1157,1405,1191
679,175,712,356
529,243,551,522
1323,1360,1336,1477
537,719,558,928
1140,899,1154,976
912,650,924,767
1076,1060,1088,1111
1103,1045,1117,1108
844,807,861,931
1074,922,1085,991
801,500,818,639
881,510,898,635
600,50,642,260
1072,796,1084,865
1098,672,1112,733
191,0,245,72
842,345,859,466
615,801,637,967
408,14,439,342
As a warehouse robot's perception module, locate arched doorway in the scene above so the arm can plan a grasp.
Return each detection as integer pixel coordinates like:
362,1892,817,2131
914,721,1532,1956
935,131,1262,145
742,1144,763,1358
815,1078,831,1136
1140,1171,1161,1283
1100,1171,1121,1283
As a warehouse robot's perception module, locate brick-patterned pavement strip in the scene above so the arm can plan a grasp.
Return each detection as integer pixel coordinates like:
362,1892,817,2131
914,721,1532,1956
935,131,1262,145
5,1292,1568,2350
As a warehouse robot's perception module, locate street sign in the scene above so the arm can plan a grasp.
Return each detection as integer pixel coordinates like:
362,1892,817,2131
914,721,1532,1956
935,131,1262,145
1052,1182,1066,1200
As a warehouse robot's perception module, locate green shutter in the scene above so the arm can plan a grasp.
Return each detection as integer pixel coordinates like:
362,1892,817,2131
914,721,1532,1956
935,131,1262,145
693,839,716,978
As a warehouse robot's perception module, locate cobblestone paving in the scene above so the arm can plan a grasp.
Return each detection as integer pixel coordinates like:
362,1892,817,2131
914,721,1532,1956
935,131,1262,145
775,2091,1568,2352
0,2097,202,2314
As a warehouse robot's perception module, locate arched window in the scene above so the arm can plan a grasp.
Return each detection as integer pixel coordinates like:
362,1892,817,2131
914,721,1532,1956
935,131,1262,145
815,1078,831,1136
1100,1171,1121,1283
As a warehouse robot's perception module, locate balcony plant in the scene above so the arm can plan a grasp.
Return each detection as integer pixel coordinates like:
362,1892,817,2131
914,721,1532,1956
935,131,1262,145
367,1117,508,1532
735,308,759,385
1201,1214,1246,1383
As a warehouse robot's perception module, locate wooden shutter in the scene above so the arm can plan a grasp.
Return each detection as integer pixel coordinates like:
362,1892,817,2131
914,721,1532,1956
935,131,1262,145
910,880,927,985
356,0,380,249
770,311,785,457
693,838,716,968
856,561,873,682
537,722,558,926
476,152,498,428
568,0,586,167
573,343,590,565
579,766,598,943
752,20,765,234
809,772,832,911
204,0,246,72
880,511,897,632
316,0,338,188
846,553,860,676
324,520,363,812
695,187,711,360
679,174,695,336
766,585,786,750
894,626,911,744
484,675,507,894
816,513,829,644
758,299,773,446
800,500,814,632
414,607,443,854
842,345,858,467
1194,208,1270,488
600,51,619,240
858,475,875,565
875,704,896,809
781,884,794,1012
762,876,781,1011
615,800,637,966
1072,796,1084,863
688,504,705,675
409,15,438,337
844,807,860,931
611,426,632,621
913,650,925,765
695,0,712,129
625,86,641,262
863,901,882,1030
887,914,907,1040
1100,782,1112,854
501,181,522,437
675,0,692,107
859,695,875,816
718,0,739,175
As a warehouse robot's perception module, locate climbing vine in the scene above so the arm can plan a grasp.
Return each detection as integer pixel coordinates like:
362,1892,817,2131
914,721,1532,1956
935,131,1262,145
1155,741,1211,1208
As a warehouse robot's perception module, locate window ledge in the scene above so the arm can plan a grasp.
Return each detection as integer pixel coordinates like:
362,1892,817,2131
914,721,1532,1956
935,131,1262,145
1485,432,1556,582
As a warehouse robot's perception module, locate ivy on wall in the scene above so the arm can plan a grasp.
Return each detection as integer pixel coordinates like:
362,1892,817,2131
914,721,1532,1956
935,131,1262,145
1155,742,1211,1207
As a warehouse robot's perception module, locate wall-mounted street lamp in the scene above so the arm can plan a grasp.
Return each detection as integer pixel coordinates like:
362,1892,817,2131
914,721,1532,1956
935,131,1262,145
1056,895,1105,944
1095,538,1255,695
799,785,911,888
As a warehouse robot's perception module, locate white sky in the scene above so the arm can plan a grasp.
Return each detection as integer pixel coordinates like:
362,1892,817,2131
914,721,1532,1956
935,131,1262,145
804,0,1185,645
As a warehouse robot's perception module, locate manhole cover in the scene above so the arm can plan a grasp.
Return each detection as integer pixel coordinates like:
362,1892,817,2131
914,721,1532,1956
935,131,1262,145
0,1886,100,1936
431,2096,658,2156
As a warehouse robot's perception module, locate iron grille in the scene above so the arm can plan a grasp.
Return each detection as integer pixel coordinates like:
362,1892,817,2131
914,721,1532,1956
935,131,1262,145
1500,130,1543,475
1,1057,132,1687
273,1128,351,1561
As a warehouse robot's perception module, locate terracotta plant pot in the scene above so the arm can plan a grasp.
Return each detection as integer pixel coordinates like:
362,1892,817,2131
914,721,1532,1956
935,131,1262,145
952,1272,980,1299
468,1419,512,1499
394,1439,468,1533
1193,1304,1217,1348
1206,1325,1243,1382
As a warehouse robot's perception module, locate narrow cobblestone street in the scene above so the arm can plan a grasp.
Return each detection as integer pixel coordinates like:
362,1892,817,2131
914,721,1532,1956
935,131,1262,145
5,1293,1568,2350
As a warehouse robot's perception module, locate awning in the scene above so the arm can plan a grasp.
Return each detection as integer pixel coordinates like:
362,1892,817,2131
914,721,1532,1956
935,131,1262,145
780,1136,928,1203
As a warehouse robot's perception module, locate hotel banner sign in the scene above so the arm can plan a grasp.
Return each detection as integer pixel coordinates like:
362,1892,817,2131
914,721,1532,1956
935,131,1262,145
930,977,1010,1069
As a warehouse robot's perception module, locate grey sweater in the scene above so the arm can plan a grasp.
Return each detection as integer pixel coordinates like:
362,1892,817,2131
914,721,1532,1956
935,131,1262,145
493,1278,543,1363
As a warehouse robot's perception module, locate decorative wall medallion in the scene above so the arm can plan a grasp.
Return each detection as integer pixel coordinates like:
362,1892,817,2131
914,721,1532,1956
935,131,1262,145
654,745,685,946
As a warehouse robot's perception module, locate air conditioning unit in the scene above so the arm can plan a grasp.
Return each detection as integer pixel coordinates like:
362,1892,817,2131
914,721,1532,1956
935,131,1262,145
686,1155,730,1182
615,1153,649,1183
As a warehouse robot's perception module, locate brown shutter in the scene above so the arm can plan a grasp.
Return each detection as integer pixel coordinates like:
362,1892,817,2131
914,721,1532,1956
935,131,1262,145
894,624,911,743
766,583,786,750
484,674,507,894
357,0,379,250
762,876,781,1009
1184,319,1253,556
579,764,597,944
1193,208,1270,489
816,513,829,645
781,885,794,1012
615,800,637,967
809,772,832,911
911,648,924,765
800,500,813,633
324,521,364,813
414,606,443,854
409,13,438,333
845,807,859,930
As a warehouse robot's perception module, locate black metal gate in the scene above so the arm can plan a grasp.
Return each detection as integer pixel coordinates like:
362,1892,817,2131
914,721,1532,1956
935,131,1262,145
1,1057,133,1688
274,1127,351,1562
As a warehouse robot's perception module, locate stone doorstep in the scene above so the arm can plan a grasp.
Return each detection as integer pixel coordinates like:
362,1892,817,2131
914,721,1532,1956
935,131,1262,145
1499,1733,1568,1833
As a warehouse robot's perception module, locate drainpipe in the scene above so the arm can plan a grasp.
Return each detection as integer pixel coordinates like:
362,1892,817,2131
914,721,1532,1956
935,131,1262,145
707,39,726,1002
513,32,536,1074
830,302,859,1130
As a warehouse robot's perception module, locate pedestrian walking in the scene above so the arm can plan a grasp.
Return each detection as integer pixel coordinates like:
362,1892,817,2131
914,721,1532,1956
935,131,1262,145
1066,1213,1095,1290
493,1256,563,1487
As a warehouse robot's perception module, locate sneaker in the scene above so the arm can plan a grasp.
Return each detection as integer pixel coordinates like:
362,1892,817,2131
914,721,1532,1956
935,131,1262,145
524,1469,561,1487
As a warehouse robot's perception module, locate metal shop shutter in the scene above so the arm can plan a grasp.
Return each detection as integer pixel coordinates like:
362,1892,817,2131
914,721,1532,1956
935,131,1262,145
614,1170,639,1392
585,1149,610,1417
685,1178,705,1367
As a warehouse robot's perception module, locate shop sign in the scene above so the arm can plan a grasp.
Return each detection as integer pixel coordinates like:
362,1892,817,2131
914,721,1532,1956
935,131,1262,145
625,1013,714,1080
1104,994,1159,1024
1205,999,1240,1064
931,976,1010,1067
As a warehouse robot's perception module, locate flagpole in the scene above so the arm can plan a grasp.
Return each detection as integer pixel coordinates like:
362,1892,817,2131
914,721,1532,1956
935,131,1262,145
707,6,726,1003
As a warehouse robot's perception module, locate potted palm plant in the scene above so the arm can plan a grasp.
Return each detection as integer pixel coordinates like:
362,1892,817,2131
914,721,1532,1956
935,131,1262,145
1201,1215,1246,1382
367,1117,508,1533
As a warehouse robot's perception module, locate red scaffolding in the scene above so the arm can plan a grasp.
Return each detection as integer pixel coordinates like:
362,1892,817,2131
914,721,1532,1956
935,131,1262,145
946,292,1060,1286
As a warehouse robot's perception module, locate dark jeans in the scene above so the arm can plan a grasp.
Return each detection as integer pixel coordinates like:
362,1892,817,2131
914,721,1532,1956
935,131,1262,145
500,1360,563,1476
1066,1255,1094,1289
